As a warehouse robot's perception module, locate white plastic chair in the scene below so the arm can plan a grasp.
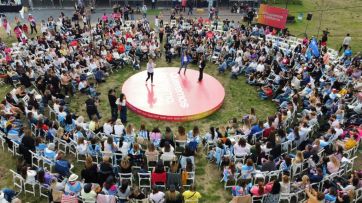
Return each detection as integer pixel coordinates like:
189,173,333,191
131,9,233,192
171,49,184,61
10,169,24,193
119,173,133,186
138,172,151,190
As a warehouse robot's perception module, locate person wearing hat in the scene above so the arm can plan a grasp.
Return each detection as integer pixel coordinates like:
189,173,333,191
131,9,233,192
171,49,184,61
80,183,97,202
165,184,182,203
65,174,82,196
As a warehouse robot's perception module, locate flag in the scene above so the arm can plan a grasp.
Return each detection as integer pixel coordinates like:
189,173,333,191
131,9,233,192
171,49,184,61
309,38,320,58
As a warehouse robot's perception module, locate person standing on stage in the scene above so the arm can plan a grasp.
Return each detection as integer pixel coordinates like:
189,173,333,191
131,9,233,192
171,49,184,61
146,58,155,85
198,54,206,82
116,93,127,124
178,51,191,75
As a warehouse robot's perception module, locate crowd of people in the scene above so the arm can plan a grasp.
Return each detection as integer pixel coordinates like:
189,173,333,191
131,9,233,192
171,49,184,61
0,1,361,203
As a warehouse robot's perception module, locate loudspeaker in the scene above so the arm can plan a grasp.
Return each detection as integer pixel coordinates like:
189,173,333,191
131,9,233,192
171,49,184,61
307,13,313,21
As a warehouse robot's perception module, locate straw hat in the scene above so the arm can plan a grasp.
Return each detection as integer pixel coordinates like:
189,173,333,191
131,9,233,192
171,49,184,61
68,174,79,182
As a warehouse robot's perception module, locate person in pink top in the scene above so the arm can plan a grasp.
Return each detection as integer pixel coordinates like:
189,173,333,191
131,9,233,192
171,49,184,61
250,181,273,196
27,14,37,34
102,13,108,23
150,127,162,147
14,26,23,42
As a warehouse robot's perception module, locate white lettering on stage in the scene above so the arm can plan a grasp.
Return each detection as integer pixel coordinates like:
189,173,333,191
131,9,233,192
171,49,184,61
169,73,189,108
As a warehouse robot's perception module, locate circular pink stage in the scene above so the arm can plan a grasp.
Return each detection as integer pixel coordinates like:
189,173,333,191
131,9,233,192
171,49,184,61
122,67,225,121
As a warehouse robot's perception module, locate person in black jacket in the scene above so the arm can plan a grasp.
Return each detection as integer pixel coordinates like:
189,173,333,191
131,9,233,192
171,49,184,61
81,156,99,184
20,128,35,164
108,89,118,120
198,54,206,82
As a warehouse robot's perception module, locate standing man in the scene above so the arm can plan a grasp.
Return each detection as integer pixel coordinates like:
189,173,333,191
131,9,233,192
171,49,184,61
178,51,191,75
187,0,193,15
142,4,148,18
339,33,351,53
151,0,156,9
198,54,206,82
146,58,155,85
27,14,37,34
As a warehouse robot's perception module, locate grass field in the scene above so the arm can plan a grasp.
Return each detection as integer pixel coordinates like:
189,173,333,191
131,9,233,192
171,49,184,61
268,0,362,51
0,0,361,202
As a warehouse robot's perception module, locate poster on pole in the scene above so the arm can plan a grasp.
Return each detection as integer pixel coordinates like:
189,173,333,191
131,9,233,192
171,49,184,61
257,4,288,29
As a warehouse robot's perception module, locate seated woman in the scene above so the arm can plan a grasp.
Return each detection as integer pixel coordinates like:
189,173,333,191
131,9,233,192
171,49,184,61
98,156,114,186
76,137,88,155
292,175,310,192
114,119,125,136
240,158,255,180
103,136,118,153
129,143,144,164
64,113,76,133
160,127,174,148
279,174,290,194
115,156,132,175
88,115,102,134
152,161,167,186
64,174,83,196
150,127,162,147
87,138,101,157
145,143,159,166
136,123,149,145
44,143,57,161
102,176,118,195
128,186,146,200
81,156,98,184
233,138,251,157
124,124,135,144
250,180,273,196
118,180,132,202
161,141,175,162
327,155,340,174
232,179,251,196
222,162,237,184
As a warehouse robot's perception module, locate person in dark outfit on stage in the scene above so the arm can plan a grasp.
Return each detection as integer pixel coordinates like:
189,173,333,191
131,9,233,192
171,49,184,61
198,54,206,82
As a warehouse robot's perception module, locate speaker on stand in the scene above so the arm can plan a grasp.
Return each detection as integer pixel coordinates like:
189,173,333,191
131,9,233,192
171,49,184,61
298,12,312,38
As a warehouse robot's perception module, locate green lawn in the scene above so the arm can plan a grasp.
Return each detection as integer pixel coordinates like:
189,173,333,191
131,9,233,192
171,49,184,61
269,0,362,51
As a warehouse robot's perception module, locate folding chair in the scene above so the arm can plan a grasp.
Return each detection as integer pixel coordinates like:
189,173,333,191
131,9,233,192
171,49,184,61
42,156,55,172
0,132,6,151
10,169,24,194
119,173,133,186
29,150,42,168
24,178,37,196
38,183,50,200
8,140,21,156
183,171,195,189
279,193,293,203
354,187,362,203
138,172,152,190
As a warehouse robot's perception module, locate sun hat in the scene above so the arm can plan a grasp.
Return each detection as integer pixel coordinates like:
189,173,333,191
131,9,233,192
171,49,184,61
68,174,79,182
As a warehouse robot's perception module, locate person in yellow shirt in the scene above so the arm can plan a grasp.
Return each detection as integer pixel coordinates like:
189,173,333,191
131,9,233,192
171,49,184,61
344,135,357,150
182,184,201,203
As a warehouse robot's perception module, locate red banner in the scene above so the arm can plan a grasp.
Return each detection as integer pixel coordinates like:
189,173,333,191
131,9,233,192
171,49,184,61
257,4,288,29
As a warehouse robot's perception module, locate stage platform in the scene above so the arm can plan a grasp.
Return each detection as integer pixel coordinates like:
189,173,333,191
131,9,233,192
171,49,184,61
121,67,225,122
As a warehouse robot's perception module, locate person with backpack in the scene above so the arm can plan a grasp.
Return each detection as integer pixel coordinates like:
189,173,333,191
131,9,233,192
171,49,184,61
182,184,201,203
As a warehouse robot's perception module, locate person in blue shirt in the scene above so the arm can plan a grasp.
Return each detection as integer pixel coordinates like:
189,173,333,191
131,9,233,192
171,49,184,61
324,187,337,203
178,51,191,75
308,167,324,183
247,121,263,143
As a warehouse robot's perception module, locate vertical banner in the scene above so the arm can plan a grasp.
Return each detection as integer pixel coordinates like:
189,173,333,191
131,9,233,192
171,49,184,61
257,4,288,29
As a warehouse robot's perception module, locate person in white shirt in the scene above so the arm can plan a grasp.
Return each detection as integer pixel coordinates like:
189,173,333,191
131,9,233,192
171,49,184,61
149,185,165,203
103,119,114,136
145,58,155,84
114,119,125,136
339,33,351,53
233,138,250,157
256,62,265,72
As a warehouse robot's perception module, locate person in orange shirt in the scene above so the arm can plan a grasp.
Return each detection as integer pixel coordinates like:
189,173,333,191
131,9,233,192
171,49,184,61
118,43,125,53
